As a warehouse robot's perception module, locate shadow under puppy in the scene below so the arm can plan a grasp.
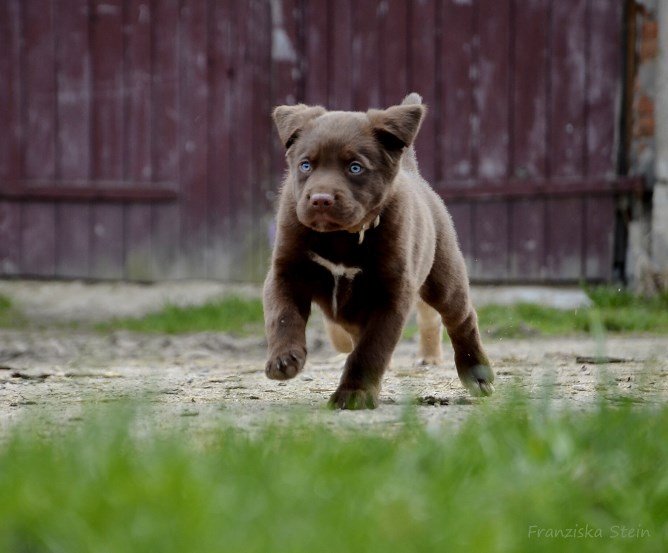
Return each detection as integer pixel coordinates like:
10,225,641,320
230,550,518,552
263,92,494,409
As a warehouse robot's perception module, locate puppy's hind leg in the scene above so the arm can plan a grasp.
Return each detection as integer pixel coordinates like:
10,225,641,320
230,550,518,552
416,299,443,365
420,219,494,396
324,319,354,354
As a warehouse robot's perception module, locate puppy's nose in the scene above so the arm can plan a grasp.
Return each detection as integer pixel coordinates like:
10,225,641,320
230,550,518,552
310,193,335,209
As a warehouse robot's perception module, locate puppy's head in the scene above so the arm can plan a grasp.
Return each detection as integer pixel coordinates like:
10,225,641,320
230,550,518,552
273,101,425,233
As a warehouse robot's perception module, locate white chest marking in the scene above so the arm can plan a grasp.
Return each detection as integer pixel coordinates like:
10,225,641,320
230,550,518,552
309,252,362,317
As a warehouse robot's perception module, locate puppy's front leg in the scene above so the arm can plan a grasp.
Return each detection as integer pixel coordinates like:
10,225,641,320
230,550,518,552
263,268,311,380
329,306,408,410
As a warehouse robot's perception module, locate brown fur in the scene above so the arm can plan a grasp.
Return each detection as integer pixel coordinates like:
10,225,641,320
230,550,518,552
263,93,494,409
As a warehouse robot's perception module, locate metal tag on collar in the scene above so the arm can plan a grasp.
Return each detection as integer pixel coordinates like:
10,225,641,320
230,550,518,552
358,215,380,245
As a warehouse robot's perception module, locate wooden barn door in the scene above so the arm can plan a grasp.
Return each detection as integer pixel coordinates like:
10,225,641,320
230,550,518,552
0,0,273,281
1,0,636,283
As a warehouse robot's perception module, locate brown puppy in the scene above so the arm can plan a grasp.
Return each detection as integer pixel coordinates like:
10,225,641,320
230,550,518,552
263,93,494,409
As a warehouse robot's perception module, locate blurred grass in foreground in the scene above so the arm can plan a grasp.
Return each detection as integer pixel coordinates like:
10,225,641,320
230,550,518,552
1,397,666,552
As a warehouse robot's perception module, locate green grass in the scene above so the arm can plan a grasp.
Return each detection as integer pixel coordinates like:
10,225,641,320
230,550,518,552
1,397,666,552
0,294,25,328
404,287,668,339
98,295,264,335
5,285,668,336
477,287,668,338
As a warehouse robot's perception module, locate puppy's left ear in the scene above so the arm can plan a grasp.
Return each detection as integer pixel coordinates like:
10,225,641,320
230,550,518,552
367,104,426,152
273,104,326,149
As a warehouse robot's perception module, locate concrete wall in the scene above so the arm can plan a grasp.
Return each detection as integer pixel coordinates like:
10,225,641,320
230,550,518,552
627,0,668,293
653,0,668,278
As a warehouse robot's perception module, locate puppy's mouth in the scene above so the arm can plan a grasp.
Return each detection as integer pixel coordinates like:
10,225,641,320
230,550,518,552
301,213,348,232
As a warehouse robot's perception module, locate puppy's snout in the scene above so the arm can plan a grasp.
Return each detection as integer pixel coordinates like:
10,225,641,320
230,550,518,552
310,192,335,209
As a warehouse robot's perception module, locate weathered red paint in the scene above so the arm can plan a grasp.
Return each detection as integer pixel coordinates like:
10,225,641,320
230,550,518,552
0,0,629,282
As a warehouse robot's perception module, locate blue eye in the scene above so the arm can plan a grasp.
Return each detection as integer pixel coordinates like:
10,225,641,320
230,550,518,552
299,160,312,173
349,162,363,175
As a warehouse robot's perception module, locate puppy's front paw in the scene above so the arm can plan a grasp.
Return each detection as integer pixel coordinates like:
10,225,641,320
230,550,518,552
265,349,305,380
459,364,495,397
328,387,378,410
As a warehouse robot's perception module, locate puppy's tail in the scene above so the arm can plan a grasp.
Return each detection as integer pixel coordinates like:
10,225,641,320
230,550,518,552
400,93,423,173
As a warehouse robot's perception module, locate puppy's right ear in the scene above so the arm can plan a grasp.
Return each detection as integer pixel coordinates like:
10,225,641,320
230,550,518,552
272,104,326,149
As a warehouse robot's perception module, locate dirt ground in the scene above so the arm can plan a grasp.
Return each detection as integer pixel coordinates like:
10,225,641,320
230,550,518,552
0,280,666,436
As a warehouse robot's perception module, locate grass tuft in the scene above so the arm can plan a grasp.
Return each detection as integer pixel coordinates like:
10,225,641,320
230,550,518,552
0,294,25,328
7,285,662,337
97,296,264,335
478,287,668,337
0,397,666,552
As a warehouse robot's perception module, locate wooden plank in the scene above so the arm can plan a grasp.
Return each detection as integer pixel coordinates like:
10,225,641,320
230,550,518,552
440,0,474,182
227,0,256,280
477,0,510,180
151,0,180,278
57,203,91,277
509,199,545,279
22,203,56,276
56,0,91,181
0,0,23,275
208,0,273,280
1,184,177,202
90,0,125,278
473,0,511,279
329,0,353,109
124,0,152,182
546,0,586,280
0,202,21,275
91,0,124,180
125,204,152,280
584,196,614,280
435,176,643,200
587,0,623,177
270,0,302,207
23,0,56,180
91,203,125,278
248,0,273,282
270,0,301,106
151,0,180,182
351,1,381,109
509,0,549,281
55,202,91,278
22,0,57,276
549,0,586,179
303,0,329,106
408,0,438,183
207,0,235,277
179,0,209,276
473,202,509,280
0,0,23,183
379,0,408,107
584,0,623,280
546,198,583,280
124,0,153,280
511,0,549,179
55,0,91,278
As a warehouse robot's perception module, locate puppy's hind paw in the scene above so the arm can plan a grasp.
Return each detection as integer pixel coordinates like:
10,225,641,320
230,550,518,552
328,388,378,410
415,355,443,367
460,364,495,397
265,349,305,380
